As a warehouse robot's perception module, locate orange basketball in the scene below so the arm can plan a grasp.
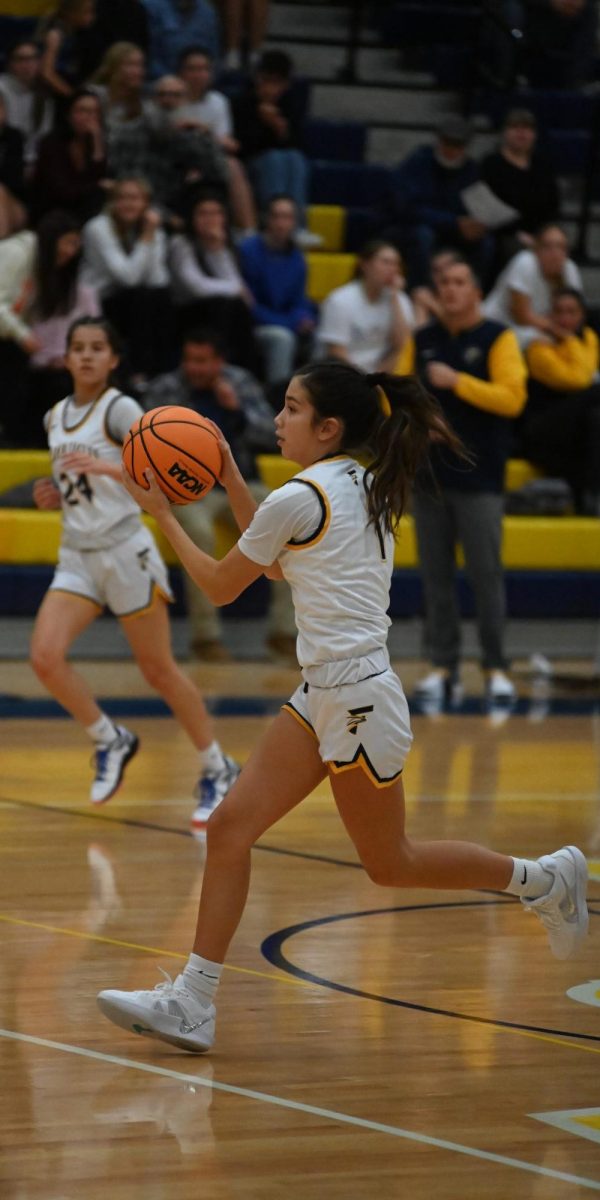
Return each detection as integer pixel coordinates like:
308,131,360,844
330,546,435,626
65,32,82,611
123,406,222,505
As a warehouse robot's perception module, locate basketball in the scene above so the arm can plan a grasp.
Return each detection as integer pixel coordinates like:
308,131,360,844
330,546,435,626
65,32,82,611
123,406,222,505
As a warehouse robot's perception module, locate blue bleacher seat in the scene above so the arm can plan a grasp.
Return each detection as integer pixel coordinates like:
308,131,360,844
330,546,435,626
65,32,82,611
545,130,590,176
380,2,481,47
345,207,383,252
310,161,391,208
304,119,366,164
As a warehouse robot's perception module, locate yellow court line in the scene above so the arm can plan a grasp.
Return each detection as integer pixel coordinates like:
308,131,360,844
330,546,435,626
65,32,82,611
1,913,599,1058
0,913,313,989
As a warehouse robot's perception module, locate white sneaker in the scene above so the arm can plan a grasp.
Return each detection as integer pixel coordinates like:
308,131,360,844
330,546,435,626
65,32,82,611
191,754,240,833
486,670,516,703
522,845,589,960
90,726,139,804
97,970,215,1053
413,669,463,707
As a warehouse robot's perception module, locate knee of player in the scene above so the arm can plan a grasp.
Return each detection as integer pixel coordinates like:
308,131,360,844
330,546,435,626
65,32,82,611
137,654,175,691
30,640,63,679
206,804,254,857
361,840,413,888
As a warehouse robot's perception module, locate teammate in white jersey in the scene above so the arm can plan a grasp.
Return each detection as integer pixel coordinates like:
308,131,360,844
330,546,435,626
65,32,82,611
97,361,588,1053
30,316,239,824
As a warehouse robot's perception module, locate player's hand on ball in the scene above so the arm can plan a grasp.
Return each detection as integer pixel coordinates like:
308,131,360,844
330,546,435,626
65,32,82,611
121,464,172,518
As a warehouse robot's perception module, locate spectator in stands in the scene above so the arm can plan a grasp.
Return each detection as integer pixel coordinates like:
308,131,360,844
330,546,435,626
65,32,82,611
233,50,318,247
80,176,173,383
141,0,220,79
0,228,38,445
222,0,270,70
481,109,559,264
0,94,27,238
522,288,600,516
92,0,149,59
26,210,100,442
37,0,98,100
146,73,228,207
483,223,582,348
397,260,527,705
169,192,258,369
0,41,54,174
143,327,297,662
521,0,598,88
386,115,493,289
239,195,316,384
32,89,109,224
316,240,412,372
177,46,256,234
90,42,152,181
411,247,463,327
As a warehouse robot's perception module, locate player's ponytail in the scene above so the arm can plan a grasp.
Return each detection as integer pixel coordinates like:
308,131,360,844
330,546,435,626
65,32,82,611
363,370,465,534
295,361,465,536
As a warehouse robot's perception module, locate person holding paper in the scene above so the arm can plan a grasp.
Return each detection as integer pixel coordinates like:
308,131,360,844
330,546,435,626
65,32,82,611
481,109,559,262
385,115,494,289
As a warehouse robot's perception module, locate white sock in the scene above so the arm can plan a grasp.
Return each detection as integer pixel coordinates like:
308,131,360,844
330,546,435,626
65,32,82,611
200,740,226,774
505,857,554,899
183,952,223,1007
86,713,118,745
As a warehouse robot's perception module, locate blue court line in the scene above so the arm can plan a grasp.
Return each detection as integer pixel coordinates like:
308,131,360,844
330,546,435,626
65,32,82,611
1,694,598,719
261,901,600,1044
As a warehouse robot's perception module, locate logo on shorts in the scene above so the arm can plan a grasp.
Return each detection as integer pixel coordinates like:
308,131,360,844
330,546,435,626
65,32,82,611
167,462,206,495
346,705,374,735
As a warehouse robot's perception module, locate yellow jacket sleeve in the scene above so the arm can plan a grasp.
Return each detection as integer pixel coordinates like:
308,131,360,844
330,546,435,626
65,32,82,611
394,338,415,376
454,328,527,417
526,328,599,391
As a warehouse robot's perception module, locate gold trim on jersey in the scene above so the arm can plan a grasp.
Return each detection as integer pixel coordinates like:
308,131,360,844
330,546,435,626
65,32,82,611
118,582,173,620
61,388,111,434
284,478,331,551
328,746,402,789
103,391,126,447
281,701,318,740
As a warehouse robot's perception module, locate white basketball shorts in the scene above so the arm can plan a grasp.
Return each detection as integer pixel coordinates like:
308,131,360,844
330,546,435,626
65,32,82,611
50,526,173,618
283,667,413,788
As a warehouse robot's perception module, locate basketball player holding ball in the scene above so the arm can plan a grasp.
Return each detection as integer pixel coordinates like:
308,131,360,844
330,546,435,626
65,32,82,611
30,317,239,827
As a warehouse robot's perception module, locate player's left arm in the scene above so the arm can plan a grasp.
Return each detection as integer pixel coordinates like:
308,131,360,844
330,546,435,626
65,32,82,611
60,452,122,481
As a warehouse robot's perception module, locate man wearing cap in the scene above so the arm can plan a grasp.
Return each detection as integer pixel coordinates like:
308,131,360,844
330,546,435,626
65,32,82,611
386,115,494,289
481,109,559,258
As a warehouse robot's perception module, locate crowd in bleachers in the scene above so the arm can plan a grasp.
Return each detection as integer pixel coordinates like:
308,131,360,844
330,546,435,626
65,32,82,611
0,0,598,535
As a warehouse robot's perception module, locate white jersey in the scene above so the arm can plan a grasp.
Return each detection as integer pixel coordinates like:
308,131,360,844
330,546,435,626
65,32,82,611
238,455,395,685
46,388,143,551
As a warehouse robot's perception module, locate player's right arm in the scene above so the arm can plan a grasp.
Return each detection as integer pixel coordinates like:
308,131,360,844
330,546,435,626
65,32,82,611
33,478,61,509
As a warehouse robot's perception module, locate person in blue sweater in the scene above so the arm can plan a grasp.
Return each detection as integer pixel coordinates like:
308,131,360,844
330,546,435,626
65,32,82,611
386,115,494,290
239,194,316,383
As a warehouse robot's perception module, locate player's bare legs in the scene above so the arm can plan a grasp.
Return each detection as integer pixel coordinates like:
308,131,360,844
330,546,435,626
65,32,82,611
30,590,103,725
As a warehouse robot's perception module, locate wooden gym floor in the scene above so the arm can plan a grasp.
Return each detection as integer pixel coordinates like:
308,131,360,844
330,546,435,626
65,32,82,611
1,655,600,1199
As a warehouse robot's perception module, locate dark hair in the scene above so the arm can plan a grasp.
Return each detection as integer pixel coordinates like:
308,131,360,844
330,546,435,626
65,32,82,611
182,327,226,357
177,44,213,68
7,39,47,132
552,287,587,317
186,193,232,273
34,210,81,319
59,87,102,141
256,49,292,79
534,222,568,244
266,193,296,213
66,315,122,355
355,239,402,280
294,362,465,536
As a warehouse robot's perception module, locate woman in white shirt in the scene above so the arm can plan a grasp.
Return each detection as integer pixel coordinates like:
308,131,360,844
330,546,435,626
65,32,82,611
169,193,258,370
317,240,413,371
0,40,54,172
81,176,174,383
483,224,582,349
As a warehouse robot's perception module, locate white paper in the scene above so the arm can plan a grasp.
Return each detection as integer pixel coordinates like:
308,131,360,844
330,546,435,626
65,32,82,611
460,181,519,229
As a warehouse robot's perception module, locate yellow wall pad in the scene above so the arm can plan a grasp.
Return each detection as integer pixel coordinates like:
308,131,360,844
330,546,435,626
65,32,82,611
306,252,357,302
307,205,346,252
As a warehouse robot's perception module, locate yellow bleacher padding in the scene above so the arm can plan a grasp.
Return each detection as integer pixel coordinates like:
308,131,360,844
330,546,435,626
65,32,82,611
505,459,542,491
306,252,356,303
307,205,346,252
2,508,597,570
0,450,51,492
0,2,52,13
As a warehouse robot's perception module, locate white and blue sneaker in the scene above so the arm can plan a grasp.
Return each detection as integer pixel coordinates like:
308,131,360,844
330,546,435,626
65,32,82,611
522,845,589,959
191,755,240,834
90,726,139,805
97,970,215,1053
